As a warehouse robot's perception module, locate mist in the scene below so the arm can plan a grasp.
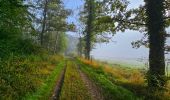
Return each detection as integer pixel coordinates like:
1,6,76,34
91,30,149,60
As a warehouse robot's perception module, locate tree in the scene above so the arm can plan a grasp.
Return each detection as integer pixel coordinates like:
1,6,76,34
80,0,114,59
93,0,170,89
84,0,95,59
77,36,85,57
145,0,166,88
43,0,70,53
0,0,37,57
0,0,30,40
28,0,73,54
40,0,48,46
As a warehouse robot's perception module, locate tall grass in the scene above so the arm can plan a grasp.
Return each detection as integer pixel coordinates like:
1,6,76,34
80,58,145,84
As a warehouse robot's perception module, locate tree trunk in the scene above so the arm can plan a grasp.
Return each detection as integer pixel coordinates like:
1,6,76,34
145,0,166,89
40,0,48,46
85,0,94,60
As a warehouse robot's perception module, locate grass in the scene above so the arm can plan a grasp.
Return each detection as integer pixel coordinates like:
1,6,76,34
59,61,92,100
79,58,170,100
0,54,64,100
80,58,145,84
24,60,65,100
77,59,139,100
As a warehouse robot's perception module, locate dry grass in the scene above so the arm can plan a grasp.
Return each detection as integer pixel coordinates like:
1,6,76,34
80,58,145,85
80,58,99,69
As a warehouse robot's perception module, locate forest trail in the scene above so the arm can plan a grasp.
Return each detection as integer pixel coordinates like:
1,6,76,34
50,59,104,100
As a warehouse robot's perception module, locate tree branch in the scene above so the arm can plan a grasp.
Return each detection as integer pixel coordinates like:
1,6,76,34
112,17,146,26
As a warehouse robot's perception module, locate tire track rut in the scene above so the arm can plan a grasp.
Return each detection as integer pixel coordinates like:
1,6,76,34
77,64,104,100
50,62,67,100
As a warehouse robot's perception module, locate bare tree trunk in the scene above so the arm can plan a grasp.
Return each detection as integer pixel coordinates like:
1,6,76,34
85,0,94,60
40,0,48,46
145,0,166,89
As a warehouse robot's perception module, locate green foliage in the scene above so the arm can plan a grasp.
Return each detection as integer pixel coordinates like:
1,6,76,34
0,39,43,59
97,0,170,49
94,16,115,33
78,0,131,56
0,0,41,58
16,39,44,55
0,0,31,40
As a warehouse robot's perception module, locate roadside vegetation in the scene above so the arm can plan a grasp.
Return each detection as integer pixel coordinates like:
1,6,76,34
0,54,64,100
59,61,92,100
79,58,170,100
77,58,139,100
25,58,65,100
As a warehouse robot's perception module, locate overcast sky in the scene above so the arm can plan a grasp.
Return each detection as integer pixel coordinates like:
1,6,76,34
63,0,153,60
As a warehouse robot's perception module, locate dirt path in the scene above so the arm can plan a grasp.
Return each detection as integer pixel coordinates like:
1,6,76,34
50,59,104,100
50,63,67,100
77,65,104,100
